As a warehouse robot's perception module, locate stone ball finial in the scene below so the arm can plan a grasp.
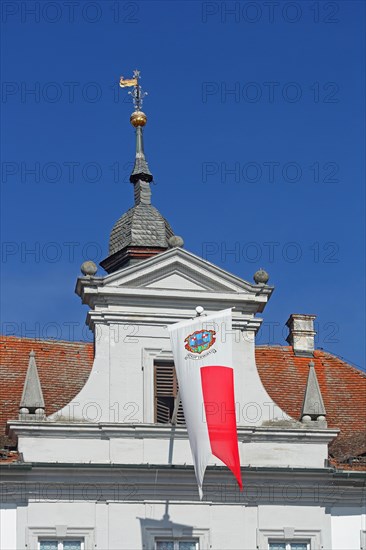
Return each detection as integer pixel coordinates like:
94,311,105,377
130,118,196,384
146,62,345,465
30,350,35,358
253,268,269,284
168,235,184,248
130,110,147,127
81,261,98,276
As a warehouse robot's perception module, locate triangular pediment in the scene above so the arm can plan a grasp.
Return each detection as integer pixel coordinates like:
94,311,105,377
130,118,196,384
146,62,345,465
99,248,268,295
147,272,206,291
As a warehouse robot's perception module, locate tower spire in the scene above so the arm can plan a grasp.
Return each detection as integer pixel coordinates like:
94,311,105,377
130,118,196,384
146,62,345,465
120,70,152,190
100,70,178,273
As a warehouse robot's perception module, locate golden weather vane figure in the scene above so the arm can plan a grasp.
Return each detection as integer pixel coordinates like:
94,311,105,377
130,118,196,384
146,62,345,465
119,69,148,115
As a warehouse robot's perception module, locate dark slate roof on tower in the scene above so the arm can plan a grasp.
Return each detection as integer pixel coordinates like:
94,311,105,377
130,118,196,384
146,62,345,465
109,205,174,256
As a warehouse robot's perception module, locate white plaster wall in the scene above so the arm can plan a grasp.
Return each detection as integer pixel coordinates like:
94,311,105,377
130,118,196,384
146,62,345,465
50,324,170,424
107,501,242,550
19,501,96,550
16,433,329,468
49,323,112,422
0,505,16,550
50,255,285,428
17,437,111,463
7,499,366,550
50,322,287,428
257,504,332,549
25,501,95,525
234,330,291,425
241,441,327,469
209,504,246,550
330,507,365,550
258,503,327,530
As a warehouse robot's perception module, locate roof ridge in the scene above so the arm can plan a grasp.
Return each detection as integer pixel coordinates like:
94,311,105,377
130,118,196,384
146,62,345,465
314,348,366,375
256,345,365,374
255,344,291,349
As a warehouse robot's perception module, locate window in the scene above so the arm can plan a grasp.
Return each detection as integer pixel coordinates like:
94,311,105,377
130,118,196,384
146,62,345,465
154,362,185,424
143,526,208,549
269,543,309,550
29,528,92,550
258,529,319,550
39,541,83,550
155,539,198,550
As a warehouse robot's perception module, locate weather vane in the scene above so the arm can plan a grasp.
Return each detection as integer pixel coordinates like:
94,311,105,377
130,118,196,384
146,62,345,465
119,69,148,111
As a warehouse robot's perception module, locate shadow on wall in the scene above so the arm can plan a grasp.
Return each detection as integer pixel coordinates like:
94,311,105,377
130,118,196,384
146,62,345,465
139,512,196,549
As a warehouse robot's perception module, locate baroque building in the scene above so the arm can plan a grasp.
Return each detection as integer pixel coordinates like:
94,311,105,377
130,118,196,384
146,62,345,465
1,76,365,550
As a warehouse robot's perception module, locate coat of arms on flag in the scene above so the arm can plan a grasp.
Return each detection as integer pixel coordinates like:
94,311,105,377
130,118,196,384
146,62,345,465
168,308,242,499
184,330,216,354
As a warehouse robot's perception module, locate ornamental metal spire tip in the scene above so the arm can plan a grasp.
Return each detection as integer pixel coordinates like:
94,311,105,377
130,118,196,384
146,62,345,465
119,69,148,112
119,69,152,182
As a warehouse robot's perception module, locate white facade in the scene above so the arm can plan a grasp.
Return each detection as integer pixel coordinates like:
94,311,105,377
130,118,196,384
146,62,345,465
3,247,366,549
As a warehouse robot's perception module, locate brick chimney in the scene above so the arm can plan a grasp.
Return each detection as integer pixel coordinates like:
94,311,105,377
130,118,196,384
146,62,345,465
286,314,316,357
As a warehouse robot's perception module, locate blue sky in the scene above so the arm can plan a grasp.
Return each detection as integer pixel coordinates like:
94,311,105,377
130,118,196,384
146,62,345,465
1,1,365,368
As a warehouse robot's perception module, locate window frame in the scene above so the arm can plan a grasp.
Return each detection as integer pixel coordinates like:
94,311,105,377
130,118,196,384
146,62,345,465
268,541,310,550
143,347,174,423
27,527,94,550
38,539,84,550
155,537,199,550
143,526,209,550
257,529,321,550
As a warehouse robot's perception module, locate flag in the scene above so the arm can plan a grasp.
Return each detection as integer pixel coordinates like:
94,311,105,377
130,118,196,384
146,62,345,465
168,309,242,498
119,76,138,88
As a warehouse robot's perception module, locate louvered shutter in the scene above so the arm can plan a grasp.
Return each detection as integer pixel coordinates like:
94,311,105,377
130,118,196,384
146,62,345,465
154,363,185,424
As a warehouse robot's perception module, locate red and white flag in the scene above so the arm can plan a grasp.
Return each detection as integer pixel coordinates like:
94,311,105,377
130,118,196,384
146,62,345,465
168,308,242,498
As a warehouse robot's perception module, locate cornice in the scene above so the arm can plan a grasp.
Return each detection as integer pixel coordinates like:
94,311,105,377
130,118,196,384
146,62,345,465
85,310,262,332
8,421,339,445
1,463,363,505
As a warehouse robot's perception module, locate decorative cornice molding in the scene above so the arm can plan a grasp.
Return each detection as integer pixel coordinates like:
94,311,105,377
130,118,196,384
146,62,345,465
84,310,262,333
8,421,339,444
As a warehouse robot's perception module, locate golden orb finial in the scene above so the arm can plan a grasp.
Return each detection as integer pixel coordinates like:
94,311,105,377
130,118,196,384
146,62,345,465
130,110,147,127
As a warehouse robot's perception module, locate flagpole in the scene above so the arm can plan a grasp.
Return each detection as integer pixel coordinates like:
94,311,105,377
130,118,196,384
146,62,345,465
172,306,204,425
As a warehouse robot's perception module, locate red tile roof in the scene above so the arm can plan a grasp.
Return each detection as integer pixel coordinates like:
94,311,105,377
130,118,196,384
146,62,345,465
255,346,366,464
1,337,365,470
0,336,94,447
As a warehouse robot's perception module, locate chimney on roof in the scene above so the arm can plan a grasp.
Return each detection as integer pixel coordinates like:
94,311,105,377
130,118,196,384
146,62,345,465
19,350,45,420
286,314,316,357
